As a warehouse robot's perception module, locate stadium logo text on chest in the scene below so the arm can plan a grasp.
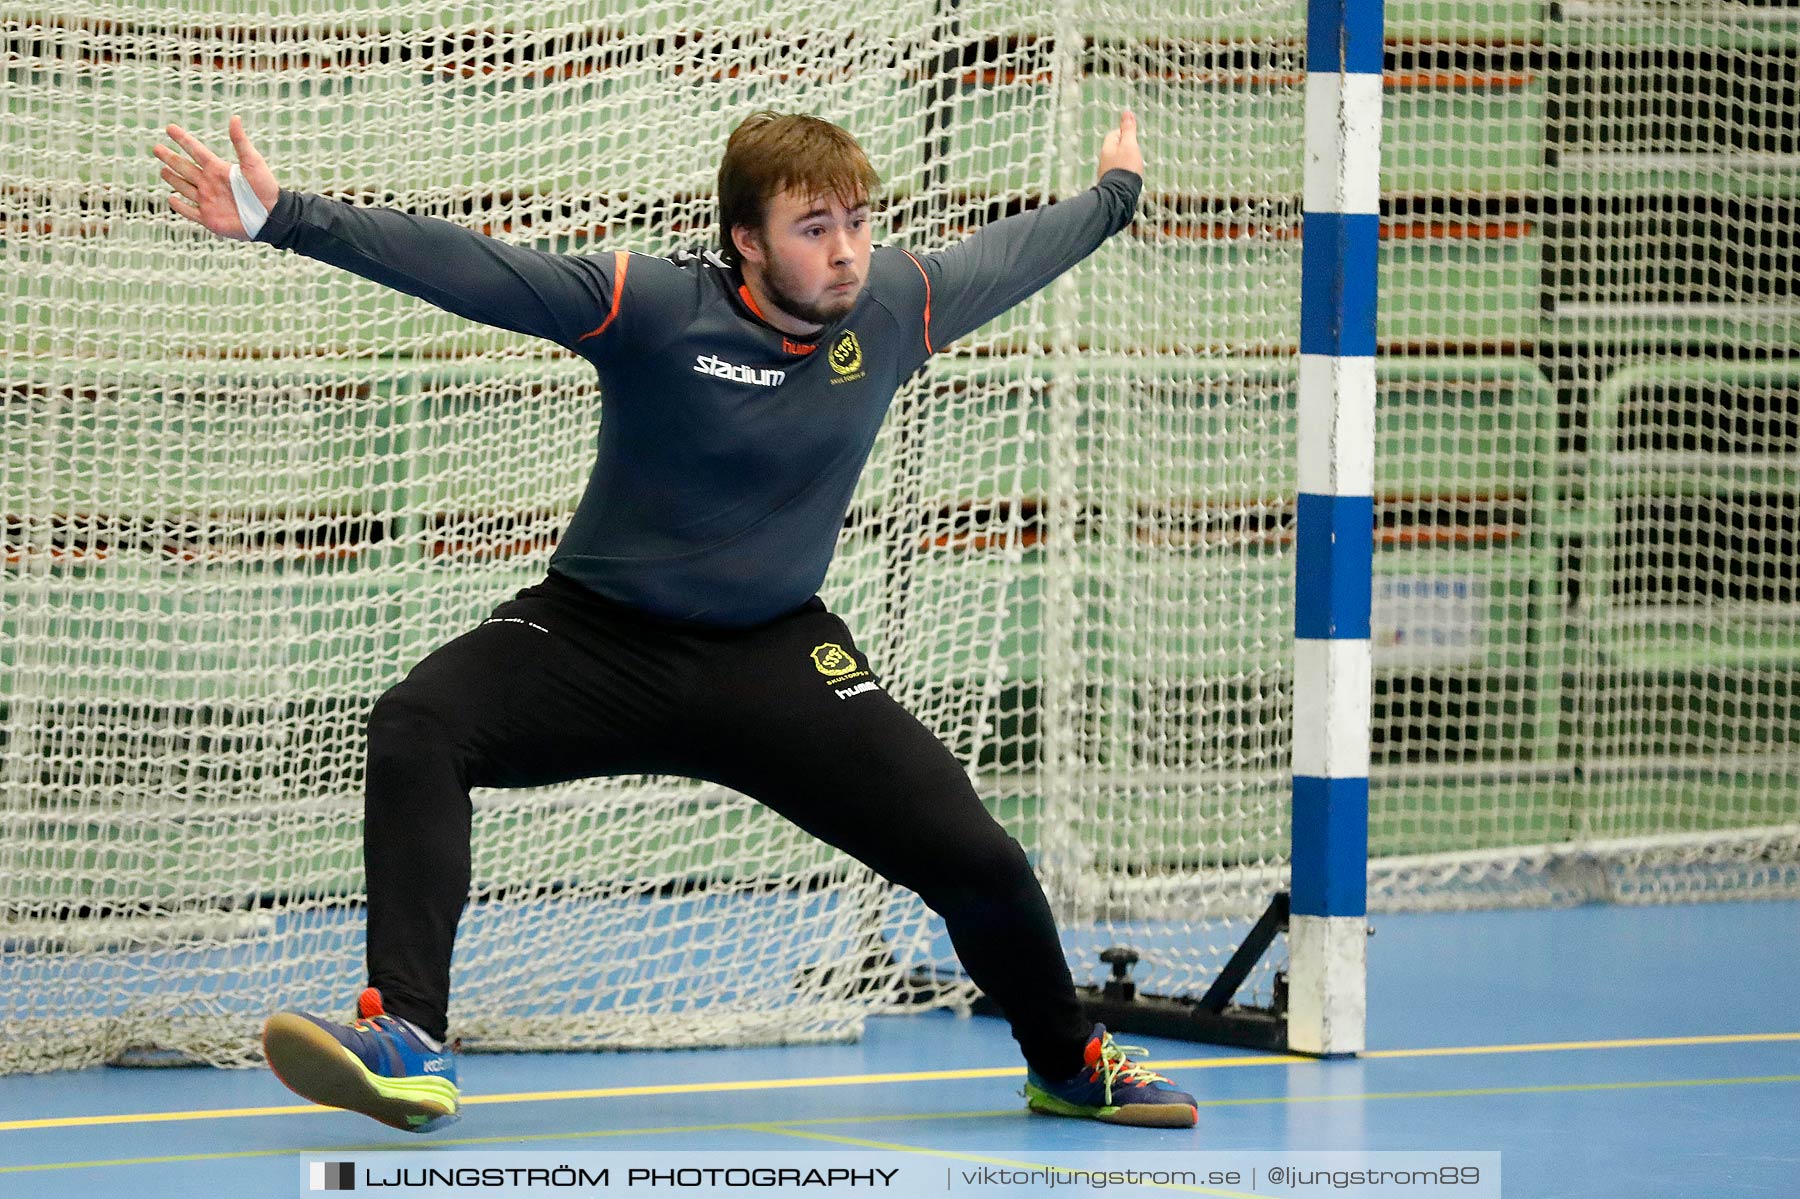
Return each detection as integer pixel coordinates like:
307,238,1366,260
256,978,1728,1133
694,353,786,387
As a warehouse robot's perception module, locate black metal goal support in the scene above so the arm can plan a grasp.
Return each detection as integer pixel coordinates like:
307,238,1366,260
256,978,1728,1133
965,891,1295,1054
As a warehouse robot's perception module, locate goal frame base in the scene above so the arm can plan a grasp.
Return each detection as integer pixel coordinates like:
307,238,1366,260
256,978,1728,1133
965,891,1317,1056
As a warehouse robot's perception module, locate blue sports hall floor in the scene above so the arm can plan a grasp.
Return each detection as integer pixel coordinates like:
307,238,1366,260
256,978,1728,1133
2,899,1796,1197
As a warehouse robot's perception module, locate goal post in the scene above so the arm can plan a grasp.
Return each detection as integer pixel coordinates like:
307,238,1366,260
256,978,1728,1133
1287,0,1382,1058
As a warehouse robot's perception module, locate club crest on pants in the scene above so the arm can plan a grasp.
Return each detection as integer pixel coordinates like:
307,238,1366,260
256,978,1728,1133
810,643,861,678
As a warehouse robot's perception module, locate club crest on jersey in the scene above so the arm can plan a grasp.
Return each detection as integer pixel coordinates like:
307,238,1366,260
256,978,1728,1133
827,331,866,385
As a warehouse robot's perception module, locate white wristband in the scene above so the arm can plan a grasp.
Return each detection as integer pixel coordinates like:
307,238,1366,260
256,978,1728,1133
229,164,270,239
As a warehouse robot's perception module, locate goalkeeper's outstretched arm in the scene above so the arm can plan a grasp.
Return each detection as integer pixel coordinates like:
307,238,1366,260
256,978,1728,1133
900,110,1145,356
150,118,623,353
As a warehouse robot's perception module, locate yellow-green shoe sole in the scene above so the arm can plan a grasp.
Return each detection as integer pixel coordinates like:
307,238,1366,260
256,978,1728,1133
1024,1082,1197,1128
262,1012,459,1133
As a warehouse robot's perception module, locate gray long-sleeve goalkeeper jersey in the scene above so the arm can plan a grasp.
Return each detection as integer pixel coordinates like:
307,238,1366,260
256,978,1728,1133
254,169,1141,626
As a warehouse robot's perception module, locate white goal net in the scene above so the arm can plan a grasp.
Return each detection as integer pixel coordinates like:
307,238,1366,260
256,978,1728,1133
1363,0,1800,910
3,0,1796,1076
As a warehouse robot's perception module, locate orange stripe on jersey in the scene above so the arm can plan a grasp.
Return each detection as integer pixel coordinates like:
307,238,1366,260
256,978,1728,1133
899,249,933,355
577,251,630,342
737,283,768,322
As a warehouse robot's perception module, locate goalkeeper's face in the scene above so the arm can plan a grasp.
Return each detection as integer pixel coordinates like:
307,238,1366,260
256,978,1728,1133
742,187,871,331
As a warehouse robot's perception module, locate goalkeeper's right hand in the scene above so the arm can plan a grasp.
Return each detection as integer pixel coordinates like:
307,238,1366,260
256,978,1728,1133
153,116,280,241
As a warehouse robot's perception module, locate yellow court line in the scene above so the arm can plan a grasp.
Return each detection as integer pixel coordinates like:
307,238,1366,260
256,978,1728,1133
1363,1032,1800,1059
465,1066,1047,1107
0,1111,1025,1173
4,1075,1797,1177
2,1030,1795,1133
0,1070,1033,1133
0,1101,324,1132
1194,1074,1800,1108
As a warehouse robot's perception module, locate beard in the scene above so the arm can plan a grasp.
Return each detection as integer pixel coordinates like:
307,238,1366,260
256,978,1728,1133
762,256,862,327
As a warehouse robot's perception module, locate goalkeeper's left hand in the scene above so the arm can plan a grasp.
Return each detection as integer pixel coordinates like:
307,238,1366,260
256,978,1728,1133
152,116,281,241
1098,110,1144,181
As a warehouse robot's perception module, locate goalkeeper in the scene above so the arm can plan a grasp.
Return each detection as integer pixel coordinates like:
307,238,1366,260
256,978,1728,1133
152,109,1195,1132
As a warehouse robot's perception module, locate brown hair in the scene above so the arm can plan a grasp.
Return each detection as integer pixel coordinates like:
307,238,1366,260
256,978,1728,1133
716,112,880,266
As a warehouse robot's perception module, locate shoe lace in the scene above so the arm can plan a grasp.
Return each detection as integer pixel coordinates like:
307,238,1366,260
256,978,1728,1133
348,1009,453,1055
1094,1034,1173,1106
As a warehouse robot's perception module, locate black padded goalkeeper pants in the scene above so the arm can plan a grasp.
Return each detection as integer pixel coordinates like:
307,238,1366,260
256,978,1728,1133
362,569,1091,1081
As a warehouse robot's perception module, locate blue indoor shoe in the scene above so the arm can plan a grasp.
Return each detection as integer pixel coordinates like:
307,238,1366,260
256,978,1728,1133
262,987,460,1133
1024,1023,1198,1128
